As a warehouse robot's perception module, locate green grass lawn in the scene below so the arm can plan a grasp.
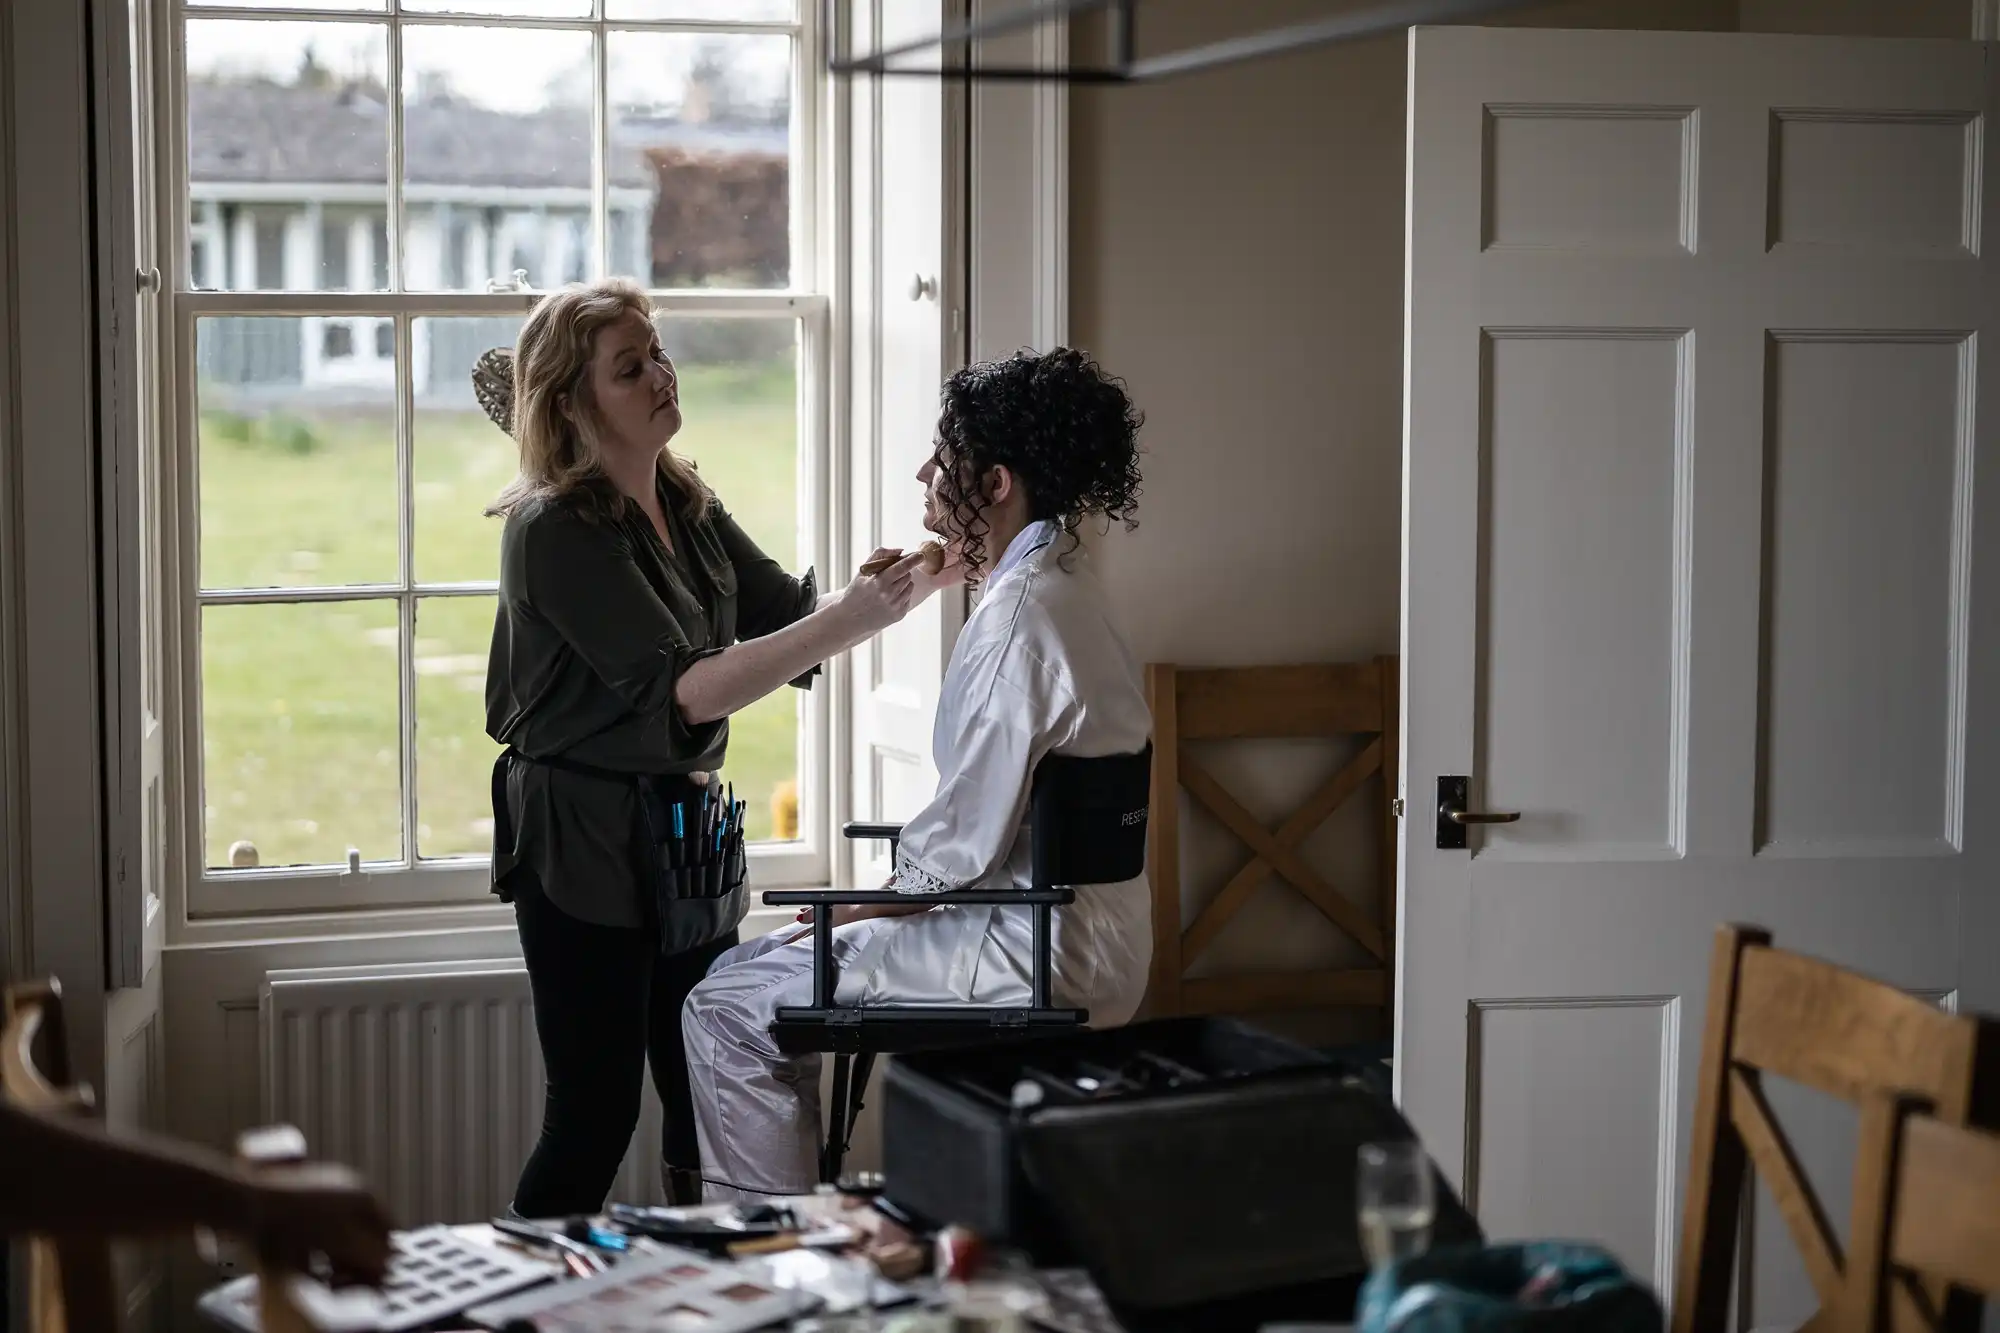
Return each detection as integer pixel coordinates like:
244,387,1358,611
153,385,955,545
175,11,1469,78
200,354,803,870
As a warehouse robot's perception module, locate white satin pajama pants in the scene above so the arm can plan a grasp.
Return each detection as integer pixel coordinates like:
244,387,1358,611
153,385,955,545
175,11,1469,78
680,884,1149,1204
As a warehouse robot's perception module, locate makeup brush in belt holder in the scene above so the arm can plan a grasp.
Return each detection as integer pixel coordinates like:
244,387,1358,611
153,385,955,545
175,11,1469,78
658,784,748,909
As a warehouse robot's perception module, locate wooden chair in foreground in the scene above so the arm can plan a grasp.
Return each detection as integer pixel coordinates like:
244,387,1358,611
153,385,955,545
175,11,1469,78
4,979,119,1333
3,979,381,1333
1837,1093,2000,1333
1670,926,2000,1333
1144,659,1398,1027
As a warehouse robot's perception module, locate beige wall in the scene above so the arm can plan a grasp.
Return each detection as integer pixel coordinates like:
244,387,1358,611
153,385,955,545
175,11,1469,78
1071,0,1964,670
1069,0,1972,1021
1074,0,1428,670
1738,0,1975,37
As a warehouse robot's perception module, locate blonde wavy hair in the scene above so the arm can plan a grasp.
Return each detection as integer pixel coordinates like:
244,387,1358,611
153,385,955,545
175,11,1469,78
485,277,710,522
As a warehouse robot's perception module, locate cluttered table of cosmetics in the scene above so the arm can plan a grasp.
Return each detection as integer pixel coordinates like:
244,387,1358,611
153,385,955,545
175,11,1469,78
196,1190,1124,1333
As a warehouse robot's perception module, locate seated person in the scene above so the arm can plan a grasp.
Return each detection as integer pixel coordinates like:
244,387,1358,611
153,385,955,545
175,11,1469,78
682,347,1151,1200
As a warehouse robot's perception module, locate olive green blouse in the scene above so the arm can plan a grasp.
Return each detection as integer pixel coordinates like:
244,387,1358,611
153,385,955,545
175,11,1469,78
486,477,816,931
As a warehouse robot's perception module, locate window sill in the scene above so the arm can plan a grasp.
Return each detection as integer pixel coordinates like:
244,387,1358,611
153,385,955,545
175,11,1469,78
166,894,803,952
182,840,827,921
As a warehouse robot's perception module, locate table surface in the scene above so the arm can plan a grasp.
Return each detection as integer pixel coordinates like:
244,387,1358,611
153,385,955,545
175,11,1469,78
206,1199,1362,1333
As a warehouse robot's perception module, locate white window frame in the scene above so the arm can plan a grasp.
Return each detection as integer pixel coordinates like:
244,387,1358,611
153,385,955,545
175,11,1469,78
157,0,839,920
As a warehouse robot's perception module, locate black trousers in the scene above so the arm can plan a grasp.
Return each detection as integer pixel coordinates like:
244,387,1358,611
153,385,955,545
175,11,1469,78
512,885,738,1216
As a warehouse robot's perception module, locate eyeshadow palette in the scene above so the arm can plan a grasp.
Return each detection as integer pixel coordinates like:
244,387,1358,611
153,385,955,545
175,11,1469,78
467,1246,818,1332
196,1226,555,1333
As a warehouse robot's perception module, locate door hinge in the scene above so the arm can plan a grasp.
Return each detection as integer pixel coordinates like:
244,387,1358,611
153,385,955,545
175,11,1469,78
1391,796,1406,818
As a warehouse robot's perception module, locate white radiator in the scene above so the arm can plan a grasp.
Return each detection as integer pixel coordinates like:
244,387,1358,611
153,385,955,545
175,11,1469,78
260,960,668,1224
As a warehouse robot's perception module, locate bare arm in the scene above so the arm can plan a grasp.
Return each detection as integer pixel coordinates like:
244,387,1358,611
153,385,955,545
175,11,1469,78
522,505,962,734
675,549,931,724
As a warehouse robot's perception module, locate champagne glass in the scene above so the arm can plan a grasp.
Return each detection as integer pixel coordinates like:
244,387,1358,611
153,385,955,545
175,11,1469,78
1357,1139,1436,1269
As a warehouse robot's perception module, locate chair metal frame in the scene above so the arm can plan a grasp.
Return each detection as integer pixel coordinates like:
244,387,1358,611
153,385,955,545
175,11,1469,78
764,747,1150,1182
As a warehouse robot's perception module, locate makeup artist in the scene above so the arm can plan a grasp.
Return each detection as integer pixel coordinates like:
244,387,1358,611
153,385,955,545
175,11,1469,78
481,278,954,1216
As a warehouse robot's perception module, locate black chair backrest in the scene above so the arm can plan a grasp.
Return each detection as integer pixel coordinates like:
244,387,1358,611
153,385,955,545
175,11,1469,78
1029,746,1152,891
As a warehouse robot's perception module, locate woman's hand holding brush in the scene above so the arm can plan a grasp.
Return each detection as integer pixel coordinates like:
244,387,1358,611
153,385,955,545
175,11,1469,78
836,541,959,644
858,540,949,577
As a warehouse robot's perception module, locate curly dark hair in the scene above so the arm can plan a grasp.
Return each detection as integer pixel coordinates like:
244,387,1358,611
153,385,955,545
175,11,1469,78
929,347,1143,579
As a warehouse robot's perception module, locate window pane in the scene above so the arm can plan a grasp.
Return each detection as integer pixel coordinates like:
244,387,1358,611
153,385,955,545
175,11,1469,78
657,316,800,566
371,214,390,289
320,216,352,289
416,595,503,859
414,316,526,583
254,215,286,288
658,315,799,837
404,0,590,15
187,21,389,291
203,600,401,869
195,0,383,9
607,1,795,18
403,26,594,292
729,690,800,843
610,32,792,289
197,317,398,589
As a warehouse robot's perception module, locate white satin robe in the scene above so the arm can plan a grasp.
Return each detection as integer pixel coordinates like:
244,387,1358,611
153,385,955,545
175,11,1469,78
681,521,1154,1201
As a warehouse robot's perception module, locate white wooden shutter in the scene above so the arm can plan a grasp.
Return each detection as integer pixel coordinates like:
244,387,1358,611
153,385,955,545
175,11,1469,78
95,0,164,990
843,0,968,886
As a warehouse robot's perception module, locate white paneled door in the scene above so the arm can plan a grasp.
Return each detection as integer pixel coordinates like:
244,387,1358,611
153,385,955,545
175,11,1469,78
1398,28,1997,1327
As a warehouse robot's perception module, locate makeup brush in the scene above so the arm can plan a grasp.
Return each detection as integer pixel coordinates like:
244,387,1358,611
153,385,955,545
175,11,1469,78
859,540,946,577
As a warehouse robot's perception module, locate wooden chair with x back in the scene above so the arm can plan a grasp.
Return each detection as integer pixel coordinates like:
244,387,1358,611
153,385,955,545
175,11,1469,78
1144,659,1399,1026
1836,1091,2000,1333
3,980,336,1333
1670,926,2000,1333
3,979,121,1333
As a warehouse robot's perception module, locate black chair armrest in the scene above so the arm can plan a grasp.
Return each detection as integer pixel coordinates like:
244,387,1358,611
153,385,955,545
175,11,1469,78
763,888,1075,907
841,822,905,843
761,887,1075,1013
